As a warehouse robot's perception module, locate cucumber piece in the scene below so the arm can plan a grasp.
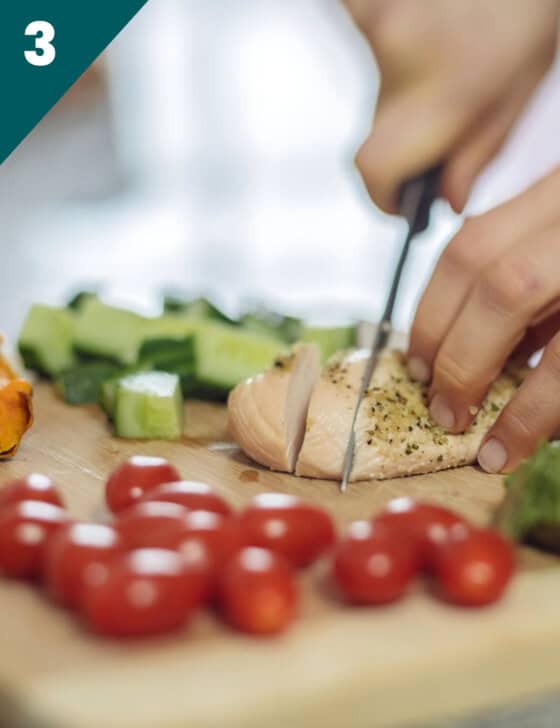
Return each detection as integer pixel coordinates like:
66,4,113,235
192,322,284,390
18,305,77,376
163,295,237,325
114,372,183,440
55,362,119,405
240,310,302,343
138,337,195,370
100,364,153,418
74,298,151,365
144,315,205,342
66,291,98,311
300,325,357,363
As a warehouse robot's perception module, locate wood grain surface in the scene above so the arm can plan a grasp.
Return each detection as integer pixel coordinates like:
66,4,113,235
0,384,559,728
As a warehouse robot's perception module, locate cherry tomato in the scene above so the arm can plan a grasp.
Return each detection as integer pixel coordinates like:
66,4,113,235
219,547,298,635
373,498,465,569
0,474,64,510
433,526,515,607
114,501,190,549
106,456,181,513
81,548,202,637
0,501,69,579
238,493,335,568
44,523,125,608
332,520,418,605
158,510,246,598
140,480,232,517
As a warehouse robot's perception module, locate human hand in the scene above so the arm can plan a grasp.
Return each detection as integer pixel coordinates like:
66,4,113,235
343,0,559,213
406,167,560,472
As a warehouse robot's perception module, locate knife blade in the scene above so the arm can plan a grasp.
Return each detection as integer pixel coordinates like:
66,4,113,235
339,166,441,492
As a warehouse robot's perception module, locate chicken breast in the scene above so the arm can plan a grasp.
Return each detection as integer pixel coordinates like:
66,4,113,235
228,343,320,472
296,349,523,481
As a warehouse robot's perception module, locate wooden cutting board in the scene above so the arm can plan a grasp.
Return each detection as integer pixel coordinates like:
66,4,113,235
1,384,560,728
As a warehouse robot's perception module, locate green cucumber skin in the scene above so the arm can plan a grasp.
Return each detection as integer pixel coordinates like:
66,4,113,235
56,362,120,405
240,311,302,343
18,305,77,377
114,372,184,440
163,295,237,326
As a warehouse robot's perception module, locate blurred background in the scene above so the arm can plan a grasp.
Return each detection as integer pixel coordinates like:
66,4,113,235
2,0,560,345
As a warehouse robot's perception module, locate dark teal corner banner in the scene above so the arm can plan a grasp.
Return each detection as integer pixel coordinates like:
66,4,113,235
0,0,149,164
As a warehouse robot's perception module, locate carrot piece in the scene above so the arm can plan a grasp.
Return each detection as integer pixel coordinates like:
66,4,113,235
0,350,33,459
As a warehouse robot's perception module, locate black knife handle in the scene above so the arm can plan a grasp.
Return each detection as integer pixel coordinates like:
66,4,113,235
398,164,442,234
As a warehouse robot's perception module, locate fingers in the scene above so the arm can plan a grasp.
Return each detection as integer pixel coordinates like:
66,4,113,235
478,331,560,473
408,167,560,382
429,229,560,433
356,79,471,213
513,310,560,361
441,71,544,213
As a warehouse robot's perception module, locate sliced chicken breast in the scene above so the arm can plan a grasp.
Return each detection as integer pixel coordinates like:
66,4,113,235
228,343,320,472
296,349,522,481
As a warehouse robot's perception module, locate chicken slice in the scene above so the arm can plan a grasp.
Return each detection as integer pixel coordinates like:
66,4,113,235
227,343,320,472
296,349,523,481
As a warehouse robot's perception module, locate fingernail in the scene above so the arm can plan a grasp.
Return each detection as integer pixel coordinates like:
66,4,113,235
408,356,430,383
430,393,455,429
478,438,507,473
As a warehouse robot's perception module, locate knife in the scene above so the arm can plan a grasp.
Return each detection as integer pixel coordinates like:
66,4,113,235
340,166,441,492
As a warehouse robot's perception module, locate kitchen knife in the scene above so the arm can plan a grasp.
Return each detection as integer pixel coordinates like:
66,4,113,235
339,166,441,492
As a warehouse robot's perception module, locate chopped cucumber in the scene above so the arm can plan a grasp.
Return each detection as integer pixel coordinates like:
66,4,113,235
144,315,205,342
138,337,198,398
74,298,151,365
300,325,357,363
240,310,302,343
55,362,120,405
163,295,236,325
18,305,77,376
66,291,98,311
138,337,195,370
114,372,183,440
192,322,284,390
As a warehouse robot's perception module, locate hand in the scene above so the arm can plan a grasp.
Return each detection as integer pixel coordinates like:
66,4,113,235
343,0,558,213
406,167,560,472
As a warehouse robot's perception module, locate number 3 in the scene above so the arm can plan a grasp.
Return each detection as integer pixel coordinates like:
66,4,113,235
24,21,56,67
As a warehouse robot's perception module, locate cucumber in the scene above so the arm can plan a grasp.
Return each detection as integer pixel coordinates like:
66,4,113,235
18,305,77,376
66,291,98,311
240,310,302,343
138,336,195,370
55,362,120,405
163,295,236,325
300,325,357,363
192,322,284,390
74,298,151,365
114,372,183,440
138,337,197,398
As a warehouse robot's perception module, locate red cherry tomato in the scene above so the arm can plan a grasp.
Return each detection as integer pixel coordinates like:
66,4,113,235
140,480,232,517
332,520,418,605
238,493,336,568
44,523,125,608
0,474,64,510
114,501,190,549
373,498,465,568
106,456,181,513
0,501,69,579
158,510,246,598
219,547,298,635
81,548,202,637
433,526,515,607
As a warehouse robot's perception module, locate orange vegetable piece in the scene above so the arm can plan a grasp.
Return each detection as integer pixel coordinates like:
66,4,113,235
0,348,33,459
